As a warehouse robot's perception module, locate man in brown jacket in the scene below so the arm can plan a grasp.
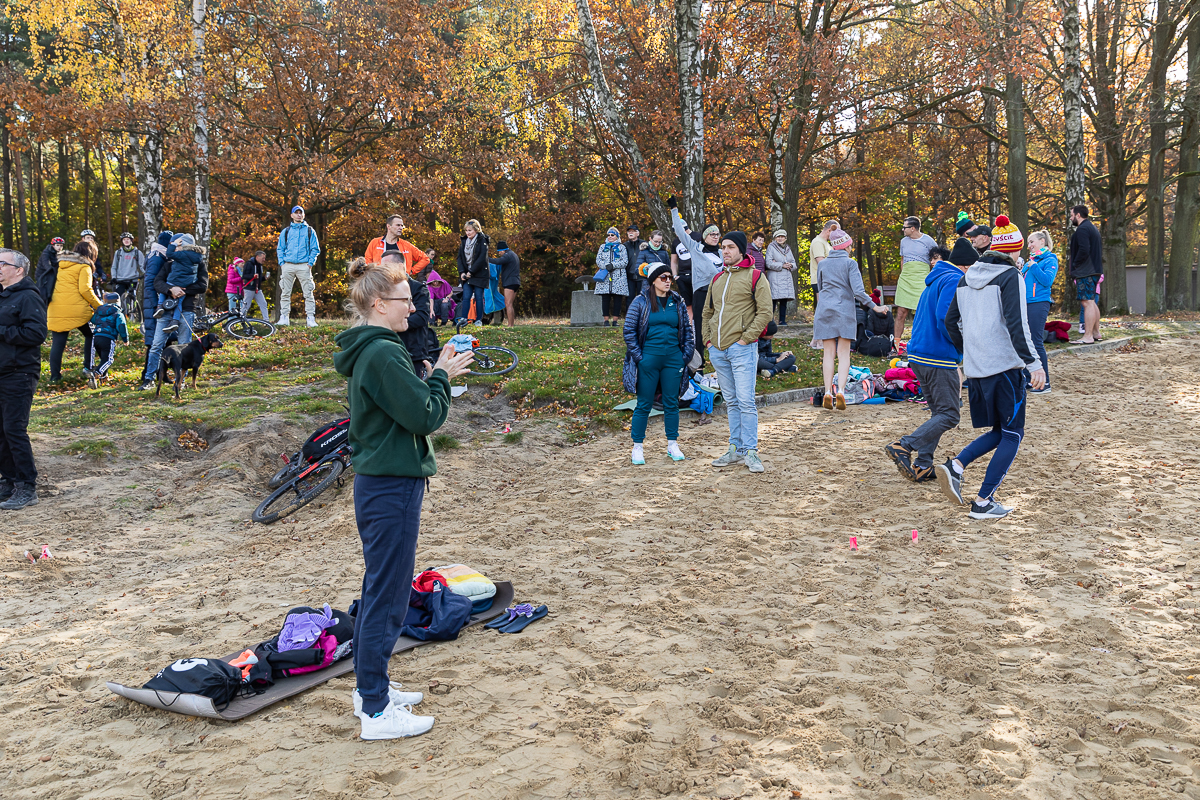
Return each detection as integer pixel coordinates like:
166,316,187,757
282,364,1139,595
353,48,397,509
702,231,774,473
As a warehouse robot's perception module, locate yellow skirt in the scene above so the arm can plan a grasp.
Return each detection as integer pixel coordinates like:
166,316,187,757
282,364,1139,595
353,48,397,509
894,261,930,310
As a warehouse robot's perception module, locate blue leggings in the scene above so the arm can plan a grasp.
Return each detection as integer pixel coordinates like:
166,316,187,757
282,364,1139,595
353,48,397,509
631,349,684,443
958,425,1024,501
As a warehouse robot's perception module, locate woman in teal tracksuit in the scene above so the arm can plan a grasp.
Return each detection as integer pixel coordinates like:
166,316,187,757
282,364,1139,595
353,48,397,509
333,257,473,741
622,261,695,465
1022,229,1059,394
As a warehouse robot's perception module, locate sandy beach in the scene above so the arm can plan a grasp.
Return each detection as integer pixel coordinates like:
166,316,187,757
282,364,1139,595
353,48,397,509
3,336,1199,799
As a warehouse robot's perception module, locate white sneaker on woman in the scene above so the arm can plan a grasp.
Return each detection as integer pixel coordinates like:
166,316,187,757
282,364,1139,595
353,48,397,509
667,442,685,461
352,682,424,716
358,701,435,740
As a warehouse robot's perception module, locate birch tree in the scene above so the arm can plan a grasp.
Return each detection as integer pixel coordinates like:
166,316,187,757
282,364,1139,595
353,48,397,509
191,0,212,250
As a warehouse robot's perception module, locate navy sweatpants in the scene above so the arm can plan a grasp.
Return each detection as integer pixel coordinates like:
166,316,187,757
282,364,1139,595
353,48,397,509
353,474,424,716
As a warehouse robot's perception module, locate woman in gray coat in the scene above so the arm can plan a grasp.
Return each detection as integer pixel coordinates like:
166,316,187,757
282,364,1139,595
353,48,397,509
764,230,797,325
813,230,888,409
594,227,629,326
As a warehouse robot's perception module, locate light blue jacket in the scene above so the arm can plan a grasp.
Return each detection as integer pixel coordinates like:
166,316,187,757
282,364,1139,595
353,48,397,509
1021,250,1058,304
277,222,321,266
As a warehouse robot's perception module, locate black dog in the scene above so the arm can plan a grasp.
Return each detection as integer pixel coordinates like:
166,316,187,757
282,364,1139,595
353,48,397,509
156,332,224,399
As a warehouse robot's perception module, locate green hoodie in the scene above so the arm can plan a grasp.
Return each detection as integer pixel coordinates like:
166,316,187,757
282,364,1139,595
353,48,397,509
333,325,451,477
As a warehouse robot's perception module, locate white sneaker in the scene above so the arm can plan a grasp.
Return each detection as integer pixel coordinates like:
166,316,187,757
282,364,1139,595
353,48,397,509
277,318,291,327
667,442,685,461
358,701,435,740
631,443,645,465
352,683,424,717
474,321,483,328
306,317,318,328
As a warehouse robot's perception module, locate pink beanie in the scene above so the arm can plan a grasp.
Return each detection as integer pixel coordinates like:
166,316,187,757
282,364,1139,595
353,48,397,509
829,230,853,251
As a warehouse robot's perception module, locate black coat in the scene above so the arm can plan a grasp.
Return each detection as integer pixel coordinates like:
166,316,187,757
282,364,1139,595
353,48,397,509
1069,219,1104,279
493,250,521,288
400,278,432,368
241,258,267,292
154,248,209,313
0,277,49,377
457,233,491,288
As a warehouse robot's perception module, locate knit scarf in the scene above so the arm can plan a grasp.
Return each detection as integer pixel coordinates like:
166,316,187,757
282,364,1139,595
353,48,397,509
463,234,478,263
766,240,793,264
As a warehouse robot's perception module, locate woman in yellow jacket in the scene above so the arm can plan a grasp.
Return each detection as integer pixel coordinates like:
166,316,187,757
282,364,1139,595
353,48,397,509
47,240,101,382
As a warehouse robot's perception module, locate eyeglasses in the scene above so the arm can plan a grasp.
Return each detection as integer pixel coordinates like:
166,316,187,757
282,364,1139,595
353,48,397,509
0,260,18,269
655,274,672,281
376,296,410,303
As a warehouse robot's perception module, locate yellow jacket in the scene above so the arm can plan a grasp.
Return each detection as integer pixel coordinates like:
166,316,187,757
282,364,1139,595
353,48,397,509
46,252,101,332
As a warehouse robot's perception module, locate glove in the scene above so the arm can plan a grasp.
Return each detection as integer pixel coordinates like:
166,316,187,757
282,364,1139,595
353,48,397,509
667,196,678,210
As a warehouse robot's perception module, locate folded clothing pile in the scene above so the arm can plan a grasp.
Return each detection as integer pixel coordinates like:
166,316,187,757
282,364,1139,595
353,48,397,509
430,563,497,613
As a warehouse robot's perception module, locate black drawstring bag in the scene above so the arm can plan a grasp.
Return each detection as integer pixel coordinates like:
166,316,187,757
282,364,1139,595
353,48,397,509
144,658,243,710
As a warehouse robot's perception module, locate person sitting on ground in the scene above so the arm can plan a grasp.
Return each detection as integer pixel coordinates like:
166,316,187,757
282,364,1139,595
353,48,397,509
87,292,129,388
813,230,888,409
333,256,474,741
884,242,969,482
623,260,694,465
757,321,796,380
701,227,774,473
937,236,1046,520
153,233,203,333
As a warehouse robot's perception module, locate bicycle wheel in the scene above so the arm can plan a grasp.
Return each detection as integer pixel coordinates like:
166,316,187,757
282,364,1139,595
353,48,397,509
267,460,301,490
468,346,519,376
224,317,276,339
253,458,345,524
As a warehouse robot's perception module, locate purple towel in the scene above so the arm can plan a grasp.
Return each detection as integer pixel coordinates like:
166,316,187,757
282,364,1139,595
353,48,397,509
278,604,337,651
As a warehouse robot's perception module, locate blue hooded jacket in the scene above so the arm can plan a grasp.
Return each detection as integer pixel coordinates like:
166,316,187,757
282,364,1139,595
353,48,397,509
1021,250,1058,304
90,303,129,343
142,230,175,310
277,222,320,266
906,259,965,370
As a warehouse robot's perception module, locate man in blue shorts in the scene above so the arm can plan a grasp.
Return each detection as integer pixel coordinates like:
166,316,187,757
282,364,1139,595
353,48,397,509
1069,205,1104,343
937,244,1046,520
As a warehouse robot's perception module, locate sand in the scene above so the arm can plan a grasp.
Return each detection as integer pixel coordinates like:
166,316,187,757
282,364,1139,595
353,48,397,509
3,336,1200,799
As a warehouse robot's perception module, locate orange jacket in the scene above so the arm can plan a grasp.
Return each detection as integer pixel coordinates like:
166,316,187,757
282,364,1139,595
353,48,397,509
365,237,430,274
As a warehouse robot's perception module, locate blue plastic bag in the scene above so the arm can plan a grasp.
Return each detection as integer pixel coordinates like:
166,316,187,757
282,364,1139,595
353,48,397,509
399,583,473,642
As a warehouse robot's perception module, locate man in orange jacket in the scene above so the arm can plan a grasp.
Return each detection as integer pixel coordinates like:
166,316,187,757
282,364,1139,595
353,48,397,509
365,215,430,274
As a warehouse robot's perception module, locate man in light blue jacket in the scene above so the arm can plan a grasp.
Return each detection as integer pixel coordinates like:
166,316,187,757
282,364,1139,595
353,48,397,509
276,205,321,327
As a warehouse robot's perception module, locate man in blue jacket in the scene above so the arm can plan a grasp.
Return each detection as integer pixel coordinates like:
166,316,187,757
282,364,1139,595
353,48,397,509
276,206,321,327
884,241,971,483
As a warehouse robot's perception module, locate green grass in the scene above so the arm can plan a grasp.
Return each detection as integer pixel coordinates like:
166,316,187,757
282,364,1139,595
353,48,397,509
431,433,460,451
56,439,116,458
503,431,524,444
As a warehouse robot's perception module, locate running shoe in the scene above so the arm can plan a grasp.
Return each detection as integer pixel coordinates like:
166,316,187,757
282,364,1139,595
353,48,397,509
760,369,772,380
631,444,645,466
358,702,434,740
884,441,914,475
86,370,98,390
969,499,1012,520
911,465,936,483
352,684,424,717
711,445,744,468
1029,385,1052,395
935,459,966,505
744,449,764,473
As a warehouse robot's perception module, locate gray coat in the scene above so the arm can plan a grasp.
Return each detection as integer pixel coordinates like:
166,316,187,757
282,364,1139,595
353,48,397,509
813,249,872,341
764,242,797,300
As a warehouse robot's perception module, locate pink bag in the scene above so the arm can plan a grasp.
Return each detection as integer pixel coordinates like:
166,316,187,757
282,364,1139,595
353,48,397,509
281,631,338,677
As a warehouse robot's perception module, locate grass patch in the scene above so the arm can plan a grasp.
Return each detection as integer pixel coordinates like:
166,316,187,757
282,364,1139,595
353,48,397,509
431,433,460,452
503,430,524,444
57,439,116,458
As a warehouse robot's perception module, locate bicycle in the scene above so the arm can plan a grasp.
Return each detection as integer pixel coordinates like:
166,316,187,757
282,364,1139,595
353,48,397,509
114,279,143,324
194,308,276,339
450,322,519,376
254,440,352,524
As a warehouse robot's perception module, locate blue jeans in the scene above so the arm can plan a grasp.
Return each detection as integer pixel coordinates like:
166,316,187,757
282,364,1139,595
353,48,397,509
352,474,424,716
708,341,759,452
142,311,194,382
226,293,240,313
1025,301,1051,386
456,285,486,323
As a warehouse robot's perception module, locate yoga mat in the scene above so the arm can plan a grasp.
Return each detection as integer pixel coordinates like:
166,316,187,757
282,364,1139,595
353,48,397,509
612,399,662,417
107,581,514,721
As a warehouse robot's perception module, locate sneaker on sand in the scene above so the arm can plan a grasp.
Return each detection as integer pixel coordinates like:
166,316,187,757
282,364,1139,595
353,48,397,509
822,392,834,410
358,701,434,740
711,445,745,468
1029,385,1052,395
667,442,685,462
744,449,765,473
631,444,645,466
912,465,936,483
352,684,424,717
884,441,914,477
969,499,1013,520
835,393,847,410
0,483,38,510
935,459,966,505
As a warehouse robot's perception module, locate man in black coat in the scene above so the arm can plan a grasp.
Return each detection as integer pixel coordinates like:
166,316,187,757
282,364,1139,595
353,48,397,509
1069,204,1104,343
0,248,48,510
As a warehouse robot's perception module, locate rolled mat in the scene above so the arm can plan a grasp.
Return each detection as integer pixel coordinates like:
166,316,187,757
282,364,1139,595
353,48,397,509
894,261,931,310
106,581,514,721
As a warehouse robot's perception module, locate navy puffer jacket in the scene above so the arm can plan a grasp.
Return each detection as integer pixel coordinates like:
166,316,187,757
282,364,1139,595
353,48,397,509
621,288,695,394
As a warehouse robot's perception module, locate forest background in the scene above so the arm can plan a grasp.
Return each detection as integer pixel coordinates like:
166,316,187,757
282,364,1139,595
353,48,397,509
0,0,1197,317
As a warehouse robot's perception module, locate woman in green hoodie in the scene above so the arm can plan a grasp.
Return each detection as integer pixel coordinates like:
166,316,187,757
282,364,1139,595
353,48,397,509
333,256,473,741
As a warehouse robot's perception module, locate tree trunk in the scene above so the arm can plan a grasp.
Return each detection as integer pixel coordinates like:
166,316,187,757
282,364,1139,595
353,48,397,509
1168,6,1200,310
1,124,13,249
192,0,212,250
129,131,164,245
100,148,114,258
1061,0,1085,315
769,124,784,232
1004,73,1030,233
573,0,671,234
118,149,127,236
34,143,44,234
57,140,69,238
83,147,90,231
674,0,705,227
14,144,29,256
1144,0,1172,315
1093,0,1129,314
983,93,1001,219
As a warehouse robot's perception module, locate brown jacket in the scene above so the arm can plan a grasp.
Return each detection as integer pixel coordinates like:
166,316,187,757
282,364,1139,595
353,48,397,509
701,257,774,350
